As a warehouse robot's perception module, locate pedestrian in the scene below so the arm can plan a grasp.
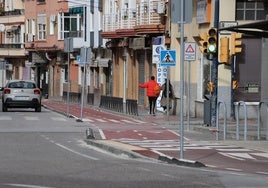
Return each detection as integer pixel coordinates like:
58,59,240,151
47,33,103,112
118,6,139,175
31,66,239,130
160,79,175,112
139,76,160,116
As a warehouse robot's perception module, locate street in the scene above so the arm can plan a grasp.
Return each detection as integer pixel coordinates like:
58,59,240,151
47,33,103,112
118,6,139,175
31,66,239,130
0,106,267,187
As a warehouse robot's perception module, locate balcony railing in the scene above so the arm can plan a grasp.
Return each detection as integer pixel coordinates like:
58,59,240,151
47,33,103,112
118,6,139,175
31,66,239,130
0,9,24,16
119,8,136,29
103,0,164,32
103,13,119,32
0,43,24,49
136,1,162,26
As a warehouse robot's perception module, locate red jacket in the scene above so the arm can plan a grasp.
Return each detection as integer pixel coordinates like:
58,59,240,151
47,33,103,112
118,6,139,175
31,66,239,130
139,80,159,97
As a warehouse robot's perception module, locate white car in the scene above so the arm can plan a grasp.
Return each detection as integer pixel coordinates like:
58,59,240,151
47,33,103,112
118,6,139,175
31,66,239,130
1,80,42,112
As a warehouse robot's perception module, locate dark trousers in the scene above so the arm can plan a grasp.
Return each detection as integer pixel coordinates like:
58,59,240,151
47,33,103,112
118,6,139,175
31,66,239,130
148,96,157,114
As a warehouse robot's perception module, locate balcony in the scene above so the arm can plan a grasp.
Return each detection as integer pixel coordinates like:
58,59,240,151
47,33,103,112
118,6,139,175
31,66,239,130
102,0,165,39
0,43,26,57
0,9,24,16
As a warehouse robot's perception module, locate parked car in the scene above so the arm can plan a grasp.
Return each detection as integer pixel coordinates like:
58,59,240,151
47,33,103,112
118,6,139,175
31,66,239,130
1,80,42,112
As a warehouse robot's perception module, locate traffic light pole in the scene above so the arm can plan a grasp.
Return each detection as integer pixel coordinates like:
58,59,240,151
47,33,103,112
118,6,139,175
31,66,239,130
210,0,219,126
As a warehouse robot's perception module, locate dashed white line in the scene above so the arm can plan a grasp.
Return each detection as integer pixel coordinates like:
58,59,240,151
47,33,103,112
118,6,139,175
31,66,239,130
25,116,39,121
95,118,107,122
109,119,120,123
0,116,12,120
121,119,135,124
4,184,55,188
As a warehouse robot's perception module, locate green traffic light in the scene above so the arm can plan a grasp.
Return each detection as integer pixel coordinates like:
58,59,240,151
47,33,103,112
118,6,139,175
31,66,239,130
208,44,216,53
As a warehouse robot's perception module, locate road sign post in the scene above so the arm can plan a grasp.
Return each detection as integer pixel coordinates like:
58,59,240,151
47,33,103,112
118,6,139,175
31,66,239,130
184,42,196,132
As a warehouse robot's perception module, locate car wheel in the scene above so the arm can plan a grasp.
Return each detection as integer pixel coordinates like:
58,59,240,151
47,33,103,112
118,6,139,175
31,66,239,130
35,105,41,112
2,103,7,112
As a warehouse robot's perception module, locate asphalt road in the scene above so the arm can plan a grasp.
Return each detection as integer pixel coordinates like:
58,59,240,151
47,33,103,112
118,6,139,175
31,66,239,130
0,106,267,188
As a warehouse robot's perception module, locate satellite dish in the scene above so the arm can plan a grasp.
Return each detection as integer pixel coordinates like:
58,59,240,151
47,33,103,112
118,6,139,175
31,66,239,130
0,24,5,32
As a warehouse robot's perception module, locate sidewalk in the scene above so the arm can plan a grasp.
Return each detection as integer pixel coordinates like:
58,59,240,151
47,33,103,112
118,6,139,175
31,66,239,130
42,98,268,167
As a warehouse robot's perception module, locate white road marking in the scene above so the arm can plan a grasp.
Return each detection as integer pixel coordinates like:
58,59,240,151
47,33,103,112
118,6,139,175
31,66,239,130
216,148,252,152
50,117,67,121
251,153,268,158
81,118,94,122
0,116,12,120
95,118,107,122
24,116,39,121
55,143,99,160
219,152,246,161
225,168,243,172
121,119,135,124
132,119,146,124
4,184,55,188
109,119,120,123
256,171,268,175
98,128,106,139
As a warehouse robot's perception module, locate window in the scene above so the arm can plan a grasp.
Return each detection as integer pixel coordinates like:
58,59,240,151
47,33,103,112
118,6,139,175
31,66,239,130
38,24,46,40
37,14,46,40
236,0,265,20
37,0,46,3
59,12,83,40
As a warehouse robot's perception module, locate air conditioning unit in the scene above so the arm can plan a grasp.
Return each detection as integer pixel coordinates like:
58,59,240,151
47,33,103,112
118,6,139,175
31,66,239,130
27,33,33,42
129,38,145,49
157,2,166,14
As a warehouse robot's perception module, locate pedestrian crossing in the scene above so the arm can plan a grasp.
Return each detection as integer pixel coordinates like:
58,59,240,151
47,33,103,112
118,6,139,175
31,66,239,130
81,118,146,125
114,138,268,160
0,115,146,124
0,115,68,122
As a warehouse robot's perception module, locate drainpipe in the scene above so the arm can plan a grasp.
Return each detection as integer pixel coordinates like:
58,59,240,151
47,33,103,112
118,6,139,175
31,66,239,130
211,0,219,126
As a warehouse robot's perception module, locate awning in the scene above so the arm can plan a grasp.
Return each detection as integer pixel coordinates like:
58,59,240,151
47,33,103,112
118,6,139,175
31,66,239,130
6,25,19,32
219,20,268,38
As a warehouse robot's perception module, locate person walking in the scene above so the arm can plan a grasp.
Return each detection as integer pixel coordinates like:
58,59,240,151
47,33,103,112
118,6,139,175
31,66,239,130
139,76,160,116
160,79,175,112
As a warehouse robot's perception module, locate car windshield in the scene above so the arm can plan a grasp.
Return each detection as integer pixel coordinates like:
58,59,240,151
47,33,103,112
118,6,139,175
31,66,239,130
8,81,36,89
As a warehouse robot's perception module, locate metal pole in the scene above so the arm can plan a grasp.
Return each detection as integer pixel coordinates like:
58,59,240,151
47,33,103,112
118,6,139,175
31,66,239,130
179,0,185,159
1,61,4,87
80,48,87,120
166,72,170,120
67,49,70,117
187,61,190,131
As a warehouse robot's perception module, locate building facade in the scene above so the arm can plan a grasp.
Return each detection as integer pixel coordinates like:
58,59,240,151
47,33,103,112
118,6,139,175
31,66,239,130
170,0,267,121
102,0,169,109
0,0,26,86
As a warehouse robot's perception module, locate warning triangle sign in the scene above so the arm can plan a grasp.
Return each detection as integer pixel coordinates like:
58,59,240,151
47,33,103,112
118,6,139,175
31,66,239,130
186,44,194,53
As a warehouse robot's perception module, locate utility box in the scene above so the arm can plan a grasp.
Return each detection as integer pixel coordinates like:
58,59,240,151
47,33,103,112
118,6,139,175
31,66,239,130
204,95,211,126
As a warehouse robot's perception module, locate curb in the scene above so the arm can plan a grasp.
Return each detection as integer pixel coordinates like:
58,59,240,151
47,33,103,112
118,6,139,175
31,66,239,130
84,139,144,159
85,138,206,168
158,156,206,168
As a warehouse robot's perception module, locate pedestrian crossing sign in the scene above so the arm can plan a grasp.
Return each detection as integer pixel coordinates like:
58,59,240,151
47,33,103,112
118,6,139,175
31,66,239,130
160,50,176,66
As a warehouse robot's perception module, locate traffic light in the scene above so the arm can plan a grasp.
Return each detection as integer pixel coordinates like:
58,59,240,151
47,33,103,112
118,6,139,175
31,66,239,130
219,37,230,63
230,33,242,55
199,32,208,54
207,28,217,54
207,81,215,93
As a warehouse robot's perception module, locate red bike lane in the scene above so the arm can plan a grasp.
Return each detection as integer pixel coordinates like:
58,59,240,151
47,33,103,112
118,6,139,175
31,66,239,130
42,100,268,174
